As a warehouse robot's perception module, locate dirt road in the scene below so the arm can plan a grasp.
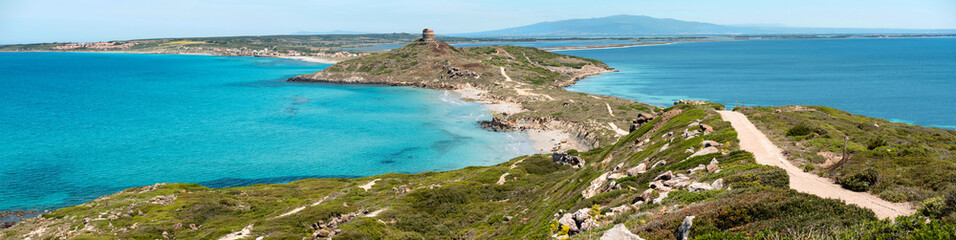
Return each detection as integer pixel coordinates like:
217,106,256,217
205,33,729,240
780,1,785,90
717,110,914,219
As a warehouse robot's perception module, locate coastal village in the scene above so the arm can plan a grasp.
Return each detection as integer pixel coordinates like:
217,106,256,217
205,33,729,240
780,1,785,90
45,40,369,62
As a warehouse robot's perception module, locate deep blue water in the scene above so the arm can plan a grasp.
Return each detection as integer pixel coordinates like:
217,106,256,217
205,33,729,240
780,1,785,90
0,52,534,211
563,38,956,129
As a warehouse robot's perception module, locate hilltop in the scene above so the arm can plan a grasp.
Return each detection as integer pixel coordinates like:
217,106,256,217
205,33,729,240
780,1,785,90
290,31,647,151
3,31,955,239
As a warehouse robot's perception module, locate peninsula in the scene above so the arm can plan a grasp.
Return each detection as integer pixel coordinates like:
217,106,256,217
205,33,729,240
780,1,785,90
3,29,954,240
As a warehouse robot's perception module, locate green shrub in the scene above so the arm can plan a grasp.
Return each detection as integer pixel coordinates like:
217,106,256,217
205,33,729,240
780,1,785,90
726,166,789,189
786,125,816,137
866,137,887,150
839,169,879,192
801,164,815,172
918,197,947,219
565,149,579,156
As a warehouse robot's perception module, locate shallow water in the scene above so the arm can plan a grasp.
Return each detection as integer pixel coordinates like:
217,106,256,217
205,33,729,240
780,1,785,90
0,52,535,211
562,38,956,129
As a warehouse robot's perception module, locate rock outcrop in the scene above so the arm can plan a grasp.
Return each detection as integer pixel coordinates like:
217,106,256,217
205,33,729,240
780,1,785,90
600,224,645,240
553,153,585,168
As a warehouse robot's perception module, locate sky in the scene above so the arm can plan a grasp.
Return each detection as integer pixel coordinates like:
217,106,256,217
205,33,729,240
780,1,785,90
1,0,955,44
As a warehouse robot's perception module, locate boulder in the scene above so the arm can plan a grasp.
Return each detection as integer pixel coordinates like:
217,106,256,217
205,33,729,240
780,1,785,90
711,179,725,189
701,140,722,148
682,130,699,139
653,191,669,204
573,208,591,223
699,124,714,133
600,224,645,240
627,163,647,176
706,158,720,172
607,173,627,181
687,182,714,192
559,213,579,232
582,172,610,198
653,171,674,181
649,181,672,192
677,216,695,240
610,205,629,213
689,164,707,174
688,147,719,159
634,188,655,203
553,153,585,168
614,163,625,172
659,143,669,152
650,160,666,169
580,218,600,232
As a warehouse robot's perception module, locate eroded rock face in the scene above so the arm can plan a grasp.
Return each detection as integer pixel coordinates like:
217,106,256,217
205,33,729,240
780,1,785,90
601,224,645,240
553,153,585,168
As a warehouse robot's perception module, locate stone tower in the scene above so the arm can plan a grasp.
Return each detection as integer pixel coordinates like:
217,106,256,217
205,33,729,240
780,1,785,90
421,28,435,41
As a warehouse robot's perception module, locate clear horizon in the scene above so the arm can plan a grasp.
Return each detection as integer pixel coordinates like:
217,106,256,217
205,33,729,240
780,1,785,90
2,0,955,44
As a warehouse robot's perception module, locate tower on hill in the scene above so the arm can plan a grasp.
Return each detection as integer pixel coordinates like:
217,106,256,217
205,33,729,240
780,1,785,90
421,28,435,41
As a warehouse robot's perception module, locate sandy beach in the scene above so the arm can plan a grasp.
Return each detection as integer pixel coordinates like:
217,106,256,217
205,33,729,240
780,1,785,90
452,87,581,153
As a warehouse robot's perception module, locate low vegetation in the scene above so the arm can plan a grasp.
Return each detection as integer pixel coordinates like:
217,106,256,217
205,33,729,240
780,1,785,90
4,42,955,239
740,106,956,205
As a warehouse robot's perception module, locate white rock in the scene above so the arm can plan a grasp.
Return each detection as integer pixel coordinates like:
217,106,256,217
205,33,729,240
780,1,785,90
688,146,719,159
687,182,714,192
711,179,725,189
582,172,611,199
600,224,645,240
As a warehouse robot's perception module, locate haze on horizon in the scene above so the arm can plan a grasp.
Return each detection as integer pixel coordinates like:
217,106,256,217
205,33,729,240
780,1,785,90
1,0,955,44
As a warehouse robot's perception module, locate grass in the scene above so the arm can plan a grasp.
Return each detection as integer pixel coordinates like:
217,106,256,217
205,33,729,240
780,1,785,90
741,106,956,203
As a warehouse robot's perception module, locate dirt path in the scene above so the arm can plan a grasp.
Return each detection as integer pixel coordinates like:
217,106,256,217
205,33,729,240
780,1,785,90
717,110,914,219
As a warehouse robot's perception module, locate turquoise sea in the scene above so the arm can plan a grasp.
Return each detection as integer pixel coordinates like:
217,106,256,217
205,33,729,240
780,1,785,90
563,38,956,129
0,52,535,211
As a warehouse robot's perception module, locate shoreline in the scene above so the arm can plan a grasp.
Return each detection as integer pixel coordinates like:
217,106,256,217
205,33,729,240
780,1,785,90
450,87,580,153
0,50,344,64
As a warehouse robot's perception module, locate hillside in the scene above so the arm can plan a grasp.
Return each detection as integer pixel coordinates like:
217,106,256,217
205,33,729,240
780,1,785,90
740,106,956,205
290,35,646,150
4,35,956,239
457,15,956,38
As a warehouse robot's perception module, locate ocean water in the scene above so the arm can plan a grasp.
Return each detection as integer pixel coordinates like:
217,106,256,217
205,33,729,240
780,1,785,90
0,52,535,211
563,38,956,129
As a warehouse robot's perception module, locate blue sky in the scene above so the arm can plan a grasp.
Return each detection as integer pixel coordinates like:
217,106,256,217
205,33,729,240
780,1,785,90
1,0,955,44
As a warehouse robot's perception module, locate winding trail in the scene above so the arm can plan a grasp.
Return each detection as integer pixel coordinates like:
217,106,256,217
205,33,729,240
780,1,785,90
717,110,914,219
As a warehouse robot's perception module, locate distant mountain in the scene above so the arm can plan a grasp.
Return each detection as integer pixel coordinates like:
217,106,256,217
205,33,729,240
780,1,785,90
456,15,956,38
292,30,369,35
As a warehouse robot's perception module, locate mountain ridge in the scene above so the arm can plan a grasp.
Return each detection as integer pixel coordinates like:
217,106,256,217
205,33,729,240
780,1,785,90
455,15,956,38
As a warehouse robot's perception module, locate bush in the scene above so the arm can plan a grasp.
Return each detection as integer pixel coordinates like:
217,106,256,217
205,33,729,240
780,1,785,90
866,137,887,150
801,164,815,172
918,197,947,218
786,125,816,137
839,169,879,192
726,166,789,189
